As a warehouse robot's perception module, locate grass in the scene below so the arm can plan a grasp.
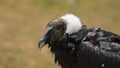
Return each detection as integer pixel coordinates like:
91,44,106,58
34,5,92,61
0,0,120,68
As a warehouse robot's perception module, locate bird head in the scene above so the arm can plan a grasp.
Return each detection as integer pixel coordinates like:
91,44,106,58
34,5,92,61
38,14,82,48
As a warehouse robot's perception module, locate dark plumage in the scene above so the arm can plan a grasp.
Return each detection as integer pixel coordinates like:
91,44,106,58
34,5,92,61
38,14,120,68
47,27,120,68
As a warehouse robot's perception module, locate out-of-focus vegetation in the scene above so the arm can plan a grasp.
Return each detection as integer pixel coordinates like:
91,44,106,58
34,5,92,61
0,0,120,68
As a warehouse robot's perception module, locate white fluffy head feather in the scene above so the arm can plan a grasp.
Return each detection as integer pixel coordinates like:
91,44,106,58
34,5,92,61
60,14,82,34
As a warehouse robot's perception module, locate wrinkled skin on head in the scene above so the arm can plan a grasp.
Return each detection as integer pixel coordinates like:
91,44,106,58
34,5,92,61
38,18,67,48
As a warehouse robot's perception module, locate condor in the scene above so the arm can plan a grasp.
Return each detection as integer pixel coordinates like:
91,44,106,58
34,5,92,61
38,14,120,68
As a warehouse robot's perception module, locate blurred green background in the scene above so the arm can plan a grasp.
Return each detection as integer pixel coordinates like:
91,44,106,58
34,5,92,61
0,0,120,68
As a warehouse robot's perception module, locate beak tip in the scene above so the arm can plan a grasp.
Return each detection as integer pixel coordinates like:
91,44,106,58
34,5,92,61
38,40,45,49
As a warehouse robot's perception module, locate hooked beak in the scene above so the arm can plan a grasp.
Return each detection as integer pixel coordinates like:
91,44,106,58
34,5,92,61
38,27,52,49
38,37,47,48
